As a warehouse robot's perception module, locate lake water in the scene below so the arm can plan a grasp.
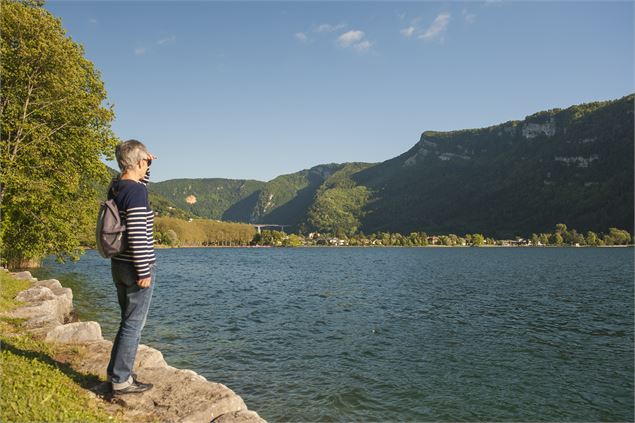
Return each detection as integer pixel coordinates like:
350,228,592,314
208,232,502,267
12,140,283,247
35,247,634,422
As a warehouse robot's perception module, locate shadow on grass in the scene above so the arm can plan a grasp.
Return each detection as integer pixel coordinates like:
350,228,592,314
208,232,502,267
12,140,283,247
1,339,108,394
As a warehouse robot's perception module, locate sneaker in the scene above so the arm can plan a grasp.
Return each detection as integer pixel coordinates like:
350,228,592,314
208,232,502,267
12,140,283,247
113,380,154,396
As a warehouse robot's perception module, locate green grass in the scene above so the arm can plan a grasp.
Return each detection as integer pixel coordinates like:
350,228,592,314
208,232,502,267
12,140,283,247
0,271,30,311
0,271,118,422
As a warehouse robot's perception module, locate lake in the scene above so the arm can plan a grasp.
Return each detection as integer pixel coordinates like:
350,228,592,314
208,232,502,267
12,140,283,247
35,247,634,422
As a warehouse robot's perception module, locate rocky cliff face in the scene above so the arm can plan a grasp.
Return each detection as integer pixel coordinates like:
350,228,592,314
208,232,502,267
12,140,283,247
4,270,266,423
353,94,634,237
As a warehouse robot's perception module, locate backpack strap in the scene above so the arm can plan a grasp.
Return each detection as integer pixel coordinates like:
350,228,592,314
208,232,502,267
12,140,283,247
107,176,121,200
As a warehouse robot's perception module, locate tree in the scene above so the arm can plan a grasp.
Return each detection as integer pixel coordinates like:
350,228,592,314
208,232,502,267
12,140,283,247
282,234,303,247
605,228,632,245
471,234,485,246
165,229,179,246
1,1,117,267
585,231,598,246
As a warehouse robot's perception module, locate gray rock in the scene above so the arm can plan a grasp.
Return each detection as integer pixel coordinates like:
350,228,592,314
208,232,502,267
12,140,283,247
72,340,113,378
9,295,73,325
52,287,73,302
45,321,103,343
136,344,168,370
113,365,248,423
12,271,36,281
16,286,56,303
213,410,266,423
33,279,63,290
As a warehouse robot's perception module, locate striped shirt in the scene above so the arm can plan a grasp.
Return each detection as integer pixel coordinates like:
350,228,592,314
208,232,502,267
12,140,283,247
110,169,155,279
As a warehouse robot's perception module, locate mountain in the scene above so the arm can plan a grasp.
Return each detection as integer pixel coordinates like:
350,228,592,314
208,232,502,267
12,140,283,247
146,94,634,237
353,94,634,237
149,178,265,220
150,163,345,224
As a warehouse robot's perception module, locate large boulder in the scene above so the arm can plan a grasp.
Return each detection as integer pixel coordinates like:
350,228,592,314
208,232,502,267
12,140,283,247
12,271,36,281
33,279,63,290
45,321,103,343
16,286,56,303
136,344,168,370
10,297,70,324
112,365,249,423
213,410,266,423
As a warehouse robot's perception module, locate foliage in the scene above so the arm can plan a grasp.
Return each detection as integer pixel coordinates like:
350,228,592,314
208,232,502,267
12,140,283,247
252,230,286,246
306,163,373,236
0,0,117,268
254,223,632,247
353,94,634,237
154,217,255,246
150,178,265,221
150,164,345,226
604,228,632,245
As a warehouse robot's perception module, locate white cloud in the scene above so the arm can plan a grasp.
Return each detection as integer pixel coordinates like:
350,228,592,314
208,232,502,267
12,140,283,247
420,13,451,41
337,30,373,53
400,26,416,38
294,32,308,42
353,40,373,52
315,23,347,33
462,9,476,23
134,47,147,56
157,35,176,46
337,30,365,47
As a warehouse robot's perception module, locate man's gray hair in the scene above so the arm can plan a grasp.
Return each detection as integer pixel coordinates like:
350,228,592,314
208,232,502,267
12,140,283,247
115,139,149,172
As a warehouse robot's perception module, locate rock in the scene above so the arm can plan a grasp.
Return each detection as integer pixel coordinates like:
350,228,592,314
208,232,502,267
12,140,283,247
12,271,36,281
111,366,248,422
33,279,63,290
213,410,266,423
136,344,168,370
73,340,113,378
52,287,73,302
8,278,267,423
16,286,56,303
45,321,103,343
22,314,63,338
10,297,71,324
10,284,73,325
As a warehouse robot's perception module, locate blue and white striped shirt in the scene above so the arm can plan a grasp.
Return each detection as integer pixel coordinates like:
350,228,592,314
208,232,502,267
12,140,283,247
111,170,155,279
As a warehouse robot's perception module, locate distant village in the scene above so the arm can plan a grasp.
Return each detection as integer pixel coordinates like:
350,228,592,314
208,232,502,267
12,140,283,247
251,226,632,248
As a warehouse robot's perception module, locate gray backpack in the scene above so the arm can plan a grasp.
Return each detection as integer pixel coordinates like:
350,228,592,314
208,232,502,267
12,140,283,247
96,182,127,258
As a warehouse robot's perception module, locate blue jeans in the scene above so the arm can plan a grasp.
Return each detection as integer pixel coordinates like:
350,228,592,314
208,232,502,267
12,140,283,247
107,260,155,388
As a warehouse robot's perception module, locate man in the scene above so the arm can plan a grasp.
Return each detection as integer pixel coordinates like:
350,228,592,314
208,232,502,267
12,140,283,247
107,139,157,395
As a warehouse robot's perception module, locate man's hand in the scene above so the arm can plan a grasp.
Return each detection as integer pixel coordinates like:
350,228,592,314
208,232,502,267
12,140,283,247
137,277,152,288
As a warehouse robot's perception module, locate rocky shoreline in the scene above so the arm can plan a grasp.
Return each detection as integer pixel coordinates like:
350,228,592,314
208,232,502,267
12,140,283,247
4,270,266,423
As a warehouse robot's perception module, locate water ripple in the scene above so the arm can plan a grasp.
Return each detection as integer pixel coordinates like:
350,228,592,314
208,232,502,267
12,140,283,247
36,247,634,422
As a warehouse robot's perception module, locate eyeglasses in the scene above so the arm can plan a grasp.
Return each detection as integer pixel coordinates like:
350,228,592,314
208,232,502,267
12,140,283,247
141,158,152,166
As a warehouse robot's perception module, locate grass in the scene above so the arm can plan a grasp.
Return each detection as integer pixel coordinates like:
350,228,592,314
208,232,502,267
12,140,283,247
0,271,120,422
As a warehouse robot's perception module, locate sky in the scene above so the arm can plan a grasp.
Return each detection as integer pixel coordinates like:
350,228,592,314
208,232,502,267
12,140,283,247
46,1,634,182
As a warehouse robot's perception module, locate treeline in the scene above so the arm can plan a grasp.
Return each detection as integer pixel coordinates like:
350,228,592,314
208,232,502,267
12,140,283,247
252,223,632,247
154,217,255,246
153,218,631,248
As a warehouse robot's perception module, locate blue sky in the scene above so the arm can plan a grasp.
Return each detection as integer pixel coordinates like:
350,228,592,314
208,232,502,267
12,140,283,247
46,1,634,182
